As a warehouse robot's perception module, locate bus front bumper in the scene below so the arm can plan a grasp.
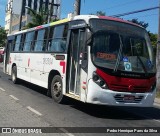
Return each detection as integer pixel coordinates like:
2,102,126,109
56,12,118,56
86,79,156,107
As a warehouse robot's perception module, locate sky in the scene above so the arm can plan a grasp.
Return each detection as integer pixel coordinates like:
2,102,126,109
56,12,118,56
0,0,159,34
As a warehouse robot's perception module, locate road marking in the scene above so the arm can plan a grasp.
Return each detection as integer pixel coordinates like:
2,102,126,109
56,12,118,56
27,106,42,116
0,87,6,92
9,95,19,101
59,128,74,136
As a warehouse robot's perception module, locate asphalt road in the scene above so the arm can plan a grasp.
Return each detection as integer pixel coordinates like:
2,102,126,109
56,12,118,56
0,63,160,136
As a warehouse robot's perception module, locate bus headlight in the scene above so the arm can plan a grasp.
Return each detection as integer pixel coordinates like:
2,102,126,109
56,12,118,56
92,72,108,89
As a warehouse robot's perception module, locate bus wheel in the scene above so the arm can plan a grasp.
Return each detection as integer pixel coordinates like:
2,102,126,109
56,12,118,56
11,66,18,84
51,75,65,103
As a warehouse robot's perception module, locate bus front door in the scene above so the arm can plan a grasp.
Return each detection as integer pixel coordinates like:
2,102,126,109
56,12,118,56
68,29,86,96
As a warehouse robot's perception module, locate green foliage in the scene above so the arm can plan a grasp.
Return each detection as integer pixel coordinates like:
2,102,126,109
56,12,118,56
148,33,157,46
128,18,157,56
23,7,58,29
90,11,106,16
0,27,7,47
23,8,47,29
96,11,106,16
128,18,148,29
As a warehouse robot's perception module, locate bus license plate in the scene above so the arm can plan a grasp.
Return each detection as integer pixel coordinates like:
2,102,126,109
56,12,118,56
123,95,135,102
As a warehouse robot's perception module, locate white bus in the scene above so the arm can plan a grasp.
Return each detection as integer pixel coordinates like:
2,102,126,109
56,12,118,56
4,15,156,107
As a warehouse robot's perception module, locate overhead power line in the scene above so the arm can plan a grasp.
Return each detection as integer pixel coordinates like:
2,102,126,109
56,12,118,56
111,6,159,17
124,13,158,19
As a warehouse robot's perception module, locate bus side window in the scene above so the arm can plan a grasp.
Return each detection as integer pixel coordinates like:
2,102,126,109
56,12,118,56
48,26,54,51
43,28,48,51
23,31,34,52
48,24,68,52
34,29,45,52
14,35,22,52
20,33,26,51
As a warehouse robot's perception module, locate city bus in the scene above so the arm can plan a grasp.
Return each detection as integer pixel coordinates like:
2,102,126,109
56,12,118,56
3,15,156,107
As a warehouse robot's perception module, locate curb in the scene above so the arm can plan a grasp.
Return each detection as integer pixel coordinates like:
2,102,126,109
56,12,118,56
154,98,160,107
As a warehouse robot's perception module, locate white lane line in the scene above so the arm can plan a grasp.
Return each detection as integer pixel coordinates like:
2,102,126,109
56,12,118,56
0,87,6,92
59,128,75,136
9,95,19,101
27,106,42,116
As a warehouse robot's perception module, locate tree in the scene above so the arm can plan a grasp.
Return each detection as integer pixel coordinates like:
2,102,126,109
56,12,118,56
128,18,148,29
128,19,157,53
23,7,59,29
23,8,48,29
148,33,158,57
90,11,106,16
96,11,106,16
0,27,7,47
148,32,157,46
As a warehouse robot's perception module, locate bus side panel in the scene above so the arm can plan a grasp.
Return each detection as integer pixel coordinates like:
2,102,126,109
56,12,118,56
30,53,46,88
43,54,67,94
17,53,30,82
80,69,88,102
10,53,20,75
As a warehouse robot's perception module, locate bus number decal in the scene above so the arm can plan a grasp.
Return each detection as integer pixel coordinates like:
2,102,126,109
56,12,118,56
43,58,53,65
60,61,66,74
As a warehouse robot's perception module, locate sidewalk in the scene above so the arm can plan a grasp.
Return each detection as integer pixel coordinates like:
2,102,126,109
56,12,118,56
154,98,160,106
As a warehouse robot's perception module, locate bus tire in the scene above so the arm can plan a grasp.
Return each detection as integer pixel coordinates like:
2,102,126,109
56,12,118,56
11,66,18,84
51,75,65,103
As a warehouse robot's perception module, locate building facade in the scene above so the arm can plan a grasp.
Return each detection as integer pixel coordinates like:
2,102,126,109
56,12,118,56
5,0,61,34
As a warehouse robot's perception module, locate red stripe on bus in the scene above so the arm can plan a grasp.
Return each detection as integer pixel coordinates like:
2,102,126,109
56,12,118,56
28,58,30,67
60,61,66,74
83,82,86,84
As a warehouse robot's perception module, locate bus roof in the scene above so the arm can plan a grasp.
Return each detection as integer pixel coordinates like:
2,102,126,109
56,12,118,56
73,15,141,28
10,18,70,36
8,15,142,36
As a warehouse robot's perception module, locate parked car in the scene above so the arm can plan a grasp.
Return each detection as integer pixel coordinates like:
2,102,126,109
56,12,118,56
0,47,4,63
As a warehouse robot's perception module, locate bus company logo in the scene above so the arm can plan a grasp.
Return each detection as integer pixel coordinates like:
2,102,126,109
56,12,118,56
128,85,134,91
2,128,11,133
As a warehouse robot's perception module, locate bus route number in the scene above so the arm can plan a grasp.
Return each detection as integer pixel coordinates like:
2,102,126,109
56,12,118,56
43,58,53,65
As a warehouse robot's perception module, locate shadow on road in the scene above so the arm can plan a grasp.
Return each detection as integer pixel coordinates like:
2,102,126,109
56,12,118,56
9,78,160,121
63,98,160,121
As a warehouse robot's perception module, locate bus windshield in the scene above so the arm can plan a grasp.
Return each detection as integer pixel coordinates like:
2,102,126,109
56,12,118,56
90,19,156,74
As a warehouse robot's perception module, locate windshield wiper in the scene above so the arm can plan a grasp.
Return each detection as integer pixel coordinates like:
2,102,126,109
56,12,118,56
136,54,148,74
113,35,123,72
130,38,148,75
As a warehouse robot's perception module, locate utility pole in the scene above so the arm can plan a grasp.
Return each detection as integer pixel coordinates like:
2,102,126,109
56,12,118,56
74,0,81,15
157,0,160,91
